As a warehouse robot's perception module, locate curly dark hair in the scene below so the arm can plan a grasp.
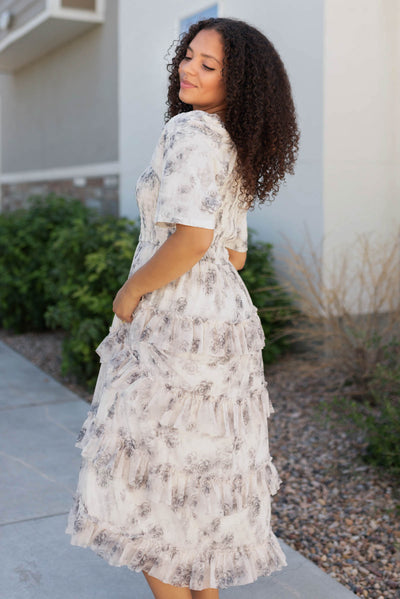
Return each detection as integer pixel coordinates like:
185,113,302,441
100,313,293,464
165,17,301,210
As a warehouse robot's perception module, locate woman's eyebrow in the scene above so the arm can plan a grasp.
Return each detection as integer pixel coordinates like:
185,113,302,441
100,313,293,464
187,45,222,65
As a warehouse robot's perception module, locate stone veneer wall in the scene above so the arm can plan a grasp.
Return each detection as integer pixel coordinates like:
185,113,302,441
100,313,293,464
1,174,119,216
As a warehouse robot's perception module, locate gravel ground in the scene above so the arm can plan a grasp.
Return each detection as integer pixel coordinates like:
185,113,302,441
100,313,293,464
1,329,399,598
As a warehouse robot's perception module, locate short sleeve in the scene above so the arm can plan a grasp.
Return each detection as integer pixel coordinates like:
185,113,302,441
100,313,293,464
154,116,222,230
224,207,248,252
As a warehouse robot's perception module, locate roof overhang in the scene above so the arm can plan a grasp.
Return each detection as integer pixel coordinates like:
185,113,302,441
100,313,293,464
0,2,104,73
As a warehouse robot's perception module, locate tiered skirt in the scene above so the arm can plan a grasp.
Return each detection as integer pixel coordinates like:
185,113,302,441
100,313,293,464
65,303,287,590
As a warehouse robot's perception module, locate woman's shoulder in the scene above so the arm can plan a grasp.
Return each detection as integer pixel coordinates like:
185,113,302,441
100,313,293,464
166,109,223,127
162,110,230,148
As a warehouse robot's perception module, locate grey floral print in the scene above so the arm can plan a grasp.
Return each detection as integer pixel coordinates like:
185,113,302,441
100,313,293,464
65,110,287,590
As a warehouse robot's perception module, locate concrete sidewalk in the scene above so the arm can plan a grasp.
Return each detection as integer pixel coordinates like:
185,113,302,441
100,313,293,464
0,340,357,599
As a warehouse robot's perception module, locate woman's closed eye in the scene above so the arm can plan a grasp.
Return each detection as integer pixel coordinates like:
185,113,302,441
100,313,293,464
182,56,215,71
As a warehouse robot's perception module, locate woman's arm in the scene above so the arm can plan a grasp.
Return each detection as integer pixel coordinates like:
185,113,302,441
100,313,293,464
226,247,247,271
113,224,214,322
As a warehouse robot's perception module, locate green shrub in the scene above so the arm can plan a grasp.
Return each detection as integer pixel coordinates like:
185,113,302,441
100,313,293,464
241,228,299,363
0,194,91,332
322,338,400,479
44,215,140,389
361,338,400,476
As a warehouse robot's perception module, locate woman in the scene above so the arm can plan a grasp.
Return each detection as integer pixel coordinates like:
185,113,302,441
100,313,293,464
65,16,300,599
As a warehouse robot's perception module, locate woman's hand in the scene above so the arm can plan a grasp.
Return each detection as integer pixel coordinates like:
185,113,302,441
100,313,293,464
113,281,142,323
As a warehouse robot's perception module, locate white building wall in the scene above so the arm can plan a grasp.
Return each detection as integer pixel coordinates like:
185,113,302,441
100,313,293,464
322,0,400,288
119,0,324,267
396,1,400,221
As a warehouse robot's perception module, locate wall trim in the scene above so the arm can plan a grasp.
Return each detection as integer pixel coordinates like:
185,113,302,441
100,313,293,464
1,162,120,184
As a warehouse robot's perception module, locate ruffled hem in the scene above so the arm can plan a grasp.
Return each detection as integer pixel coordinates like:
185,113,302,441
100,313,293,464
65,505,287,590
96,304,265,359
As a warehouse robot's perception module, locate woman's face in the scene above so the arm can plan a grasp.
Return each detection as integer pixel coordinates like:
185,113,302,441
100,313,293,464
178,29,227,115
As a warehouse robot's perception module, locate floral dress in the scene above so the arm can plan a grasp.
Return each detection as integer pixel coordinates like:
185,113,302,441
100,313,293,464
65,109,287,590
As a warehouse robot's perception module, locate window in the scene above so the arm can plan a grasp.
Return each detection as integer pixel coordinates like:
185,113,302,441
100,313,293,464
179,4,218,35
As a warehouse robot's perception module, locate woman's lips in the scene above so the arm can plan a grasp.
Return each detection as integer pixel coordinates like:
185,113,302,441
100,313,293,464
180,80,196,88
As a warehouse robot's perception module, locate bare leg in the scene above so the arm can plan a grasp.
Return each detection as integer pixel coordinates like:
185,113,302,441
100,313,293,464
142,570,192,599
191,588,219,599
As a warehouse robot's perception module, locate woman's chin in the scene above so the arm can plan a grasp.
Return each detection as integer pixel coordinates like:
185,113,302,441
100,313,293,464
179,88,196,103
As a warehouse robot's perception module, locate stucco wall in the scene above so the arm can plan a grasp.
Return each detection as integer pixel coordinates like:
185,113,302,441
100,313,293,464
322,0,400,283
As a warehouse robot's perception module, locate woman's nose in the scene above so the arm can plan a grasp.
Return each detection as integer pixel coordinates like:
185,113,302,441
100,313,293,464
182,61,198,77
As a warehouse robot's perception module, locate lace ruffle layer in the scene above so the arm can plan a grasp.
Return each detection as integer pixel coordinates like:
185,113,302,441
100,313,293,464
85,375,274,440
75,424,281,517
96,304,266,359
91,314,272,440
